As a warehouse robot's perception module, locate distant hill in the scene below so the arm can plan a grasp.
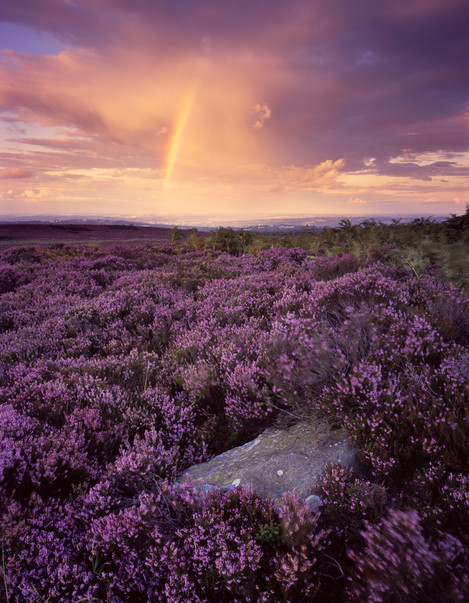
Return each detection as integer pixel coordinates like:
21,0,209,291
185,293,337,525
0,223,195,247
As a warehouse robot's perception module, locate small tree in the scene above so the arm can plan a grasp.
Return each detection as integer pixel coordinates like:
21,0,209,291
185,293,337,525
171,226,186,245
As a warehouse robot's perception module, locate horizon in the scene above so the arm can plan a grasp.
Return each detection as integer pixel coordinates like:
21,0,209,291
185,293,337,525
0,209,455,230
1,1,468,219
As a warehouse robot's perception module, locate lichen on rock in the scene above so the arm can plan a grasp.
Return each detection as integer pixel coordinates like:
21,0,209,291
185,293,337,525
178,422,358,504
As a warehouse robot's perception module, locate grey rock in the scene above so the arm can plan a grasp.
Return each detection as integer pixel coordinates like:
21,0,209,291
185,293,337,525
178,422,358,503
304,494,322,513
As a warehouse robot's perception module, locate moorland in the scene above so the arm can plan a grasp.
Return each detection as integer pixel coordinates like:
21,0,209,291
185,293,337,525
0,210,468,602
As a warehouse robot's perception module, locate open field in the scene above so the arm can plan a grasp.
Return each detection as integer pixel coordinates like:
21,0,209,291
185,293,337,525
0,223,186,248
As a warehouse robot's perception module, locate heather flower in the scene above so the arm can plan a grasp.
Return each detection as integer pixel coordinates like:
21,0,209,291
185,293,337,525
348,508,469,602
0,241,467,602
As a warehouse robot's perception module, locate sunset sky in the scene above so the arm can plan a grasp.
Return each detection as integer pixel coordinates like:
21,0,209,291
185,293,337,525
0,0,468,221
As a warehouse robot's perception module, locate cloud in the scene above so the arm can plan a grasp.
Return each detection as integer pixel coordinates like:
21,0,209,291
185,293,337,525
376,158,469,181
0,187,47,200
252,103,271,129
236,158,345,192
0,167,36,179
0,45,278,179
2,2,467,177
274,159,345,190
0,0,467,217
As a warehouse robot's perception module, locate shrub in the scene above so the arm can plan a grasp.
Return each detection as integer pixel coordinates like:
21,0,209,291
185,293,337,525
348,508,469,602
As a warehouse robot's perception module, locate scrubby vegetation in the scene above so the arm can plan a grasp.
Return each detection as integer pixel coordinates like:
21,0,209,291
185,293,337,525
188,209,469,288
0,211,468,601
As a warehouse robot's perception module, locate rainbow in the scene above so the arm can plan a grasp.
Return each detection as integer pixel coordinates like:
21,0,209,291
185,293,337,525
163,86,197,189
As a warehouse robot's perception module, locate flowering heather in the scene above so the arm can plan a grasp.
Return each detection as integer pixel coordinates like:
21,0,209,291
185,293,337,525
348,508,468,602
0,241,467,601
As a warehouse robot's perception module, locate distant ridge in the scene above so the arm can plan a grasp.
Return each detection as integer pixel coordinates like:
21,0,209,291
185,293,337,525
0,212,449,232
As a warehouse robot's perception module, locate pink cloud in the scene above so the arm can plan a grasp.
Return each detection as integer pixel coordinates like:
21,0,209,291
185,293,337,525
0,167,36,179
233,159,345,192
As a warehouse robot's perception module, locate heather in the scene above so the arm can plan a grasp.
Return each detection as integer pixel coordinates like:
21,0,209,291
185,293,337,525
0,218,468,601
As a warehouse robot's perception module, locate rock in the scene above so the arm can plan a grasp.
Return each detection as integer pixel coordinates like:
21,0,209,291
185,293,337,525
304,494,323,513
178,422,358,504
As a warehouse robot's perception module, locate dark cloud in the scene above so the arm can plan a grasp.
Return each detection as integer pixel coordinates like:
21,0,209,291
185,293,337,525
264,0,469,170
0,0,120,46
374,160,469,181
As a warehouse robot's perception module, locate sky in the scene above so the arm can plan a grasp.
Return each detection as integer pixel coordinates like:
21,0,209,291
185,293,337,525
0,0,468,221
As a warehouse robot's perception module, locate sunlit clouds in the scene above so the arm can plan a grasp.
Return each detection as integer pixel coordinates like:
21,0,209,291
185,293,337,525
0,0,468,219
